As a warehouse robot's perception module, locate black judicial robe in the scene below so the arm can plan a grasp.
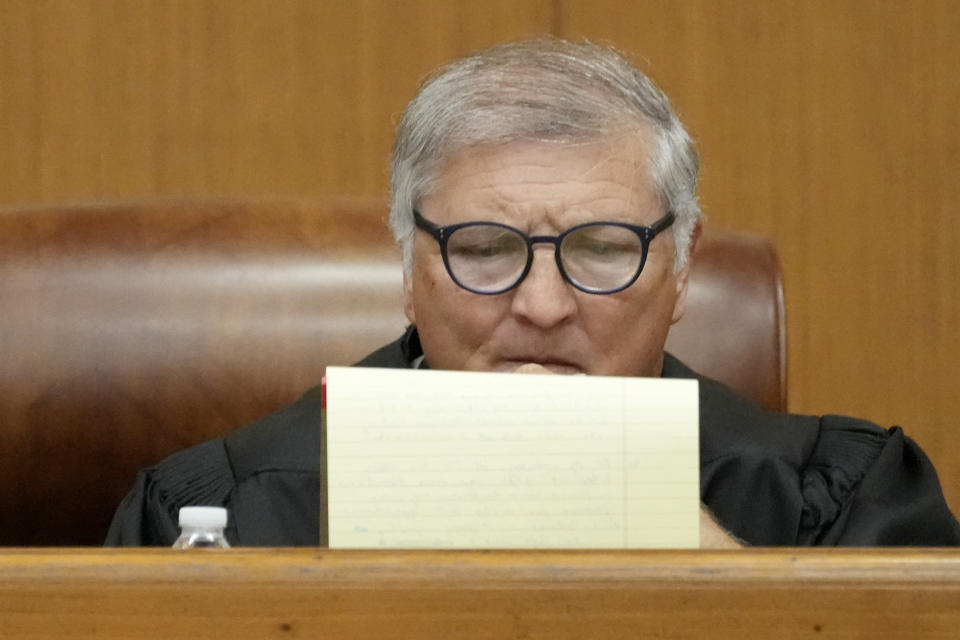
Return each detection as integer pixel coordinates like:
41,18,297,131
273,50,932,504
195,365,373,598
105,330,960,547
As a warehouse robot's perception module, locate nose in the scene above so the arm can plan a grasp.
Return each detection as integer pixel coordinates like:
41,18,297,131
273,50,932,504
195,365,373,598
509,247,577,328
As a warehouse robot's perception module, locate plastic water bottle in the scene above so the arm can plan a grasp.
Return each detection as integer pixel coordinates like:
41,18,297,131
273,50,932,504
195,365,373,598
172,506,231,549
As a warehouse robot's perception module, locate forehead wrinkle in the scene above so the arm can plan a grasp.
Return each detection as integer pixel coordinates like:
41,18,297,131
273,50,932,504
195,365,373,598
429,138,659,228
468,167,654,229
483,190,565,227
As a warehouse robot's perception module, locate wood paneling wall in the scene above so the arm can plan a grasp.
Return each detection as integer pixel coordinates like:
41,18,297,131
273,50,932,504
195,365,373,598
2,1,958,516
0,1,552,200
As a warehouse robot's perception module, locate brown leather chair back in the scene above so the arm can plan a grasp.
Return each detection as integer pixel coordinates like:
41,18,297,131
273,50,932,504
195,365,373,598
664,227,786,413
0,198,784,545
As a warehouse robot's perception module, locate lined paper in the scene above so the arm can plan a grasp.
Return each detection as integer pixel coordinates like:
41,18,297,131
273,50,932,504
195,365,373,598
325,367,699,549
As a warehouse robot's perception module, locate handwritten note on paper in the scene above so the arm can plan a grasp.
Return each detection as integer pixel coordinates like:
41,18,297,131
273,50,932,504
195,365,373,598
324,367,699,549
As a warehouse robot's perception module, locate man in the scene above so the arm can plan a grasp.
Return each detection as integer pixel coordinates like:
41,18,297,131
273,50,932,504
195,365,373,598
106,38,960,547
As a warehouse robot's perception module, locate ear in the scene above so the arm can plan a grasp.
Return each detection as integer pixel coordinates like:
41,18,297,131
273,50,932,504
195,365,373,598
402,269,417,325
670,222,702,325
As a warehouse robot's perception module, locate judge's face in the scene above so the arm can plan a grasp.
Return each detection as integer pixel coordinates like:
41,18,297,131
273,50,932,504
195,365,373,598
403,139,693,377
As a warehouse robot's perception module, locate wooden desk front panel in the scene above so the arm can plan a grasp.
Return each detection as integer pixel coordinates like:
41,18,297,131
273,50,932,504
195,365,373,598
1,549,958,639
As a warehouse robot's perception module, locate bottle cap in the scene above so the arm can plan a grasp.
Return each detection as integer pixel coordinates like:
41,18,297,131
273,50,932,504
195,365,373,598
178,506,228,529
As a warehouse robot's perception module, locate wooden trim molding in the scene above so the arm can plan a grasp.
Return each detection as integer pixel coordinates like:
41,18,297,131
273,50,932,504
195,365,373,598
1,548,958,638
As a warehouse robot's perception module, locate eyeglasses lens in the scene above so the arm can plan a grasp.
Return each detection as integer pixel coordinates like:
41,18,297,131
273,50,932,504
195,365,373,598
446,225,527,292
561,225,644,291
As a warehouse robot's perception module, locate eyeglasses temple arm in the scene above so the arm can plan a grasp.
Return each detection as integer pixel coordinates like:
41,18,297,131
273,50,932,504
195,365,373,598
413,210,444,241
649,211,676,237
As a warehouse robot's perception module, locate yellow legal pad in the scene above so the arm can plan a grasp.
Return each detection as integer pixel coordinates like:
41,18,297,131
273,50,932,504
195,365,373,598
324,367,699,549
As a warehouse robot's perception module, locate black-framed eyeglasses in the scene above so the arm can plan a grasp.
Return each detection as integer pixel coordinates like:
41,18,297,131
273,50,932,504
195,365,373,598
413,209,675,295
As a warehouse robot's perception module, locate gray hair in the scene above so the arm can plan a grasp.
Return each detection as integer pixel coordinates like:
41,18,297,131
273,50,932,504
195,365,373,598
389,38,701,273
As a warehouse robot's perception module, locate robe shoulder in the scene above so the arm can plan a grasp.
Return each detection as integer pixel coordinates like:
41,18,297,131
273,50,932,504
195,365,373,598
662,355,960,546
105,388,323,546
